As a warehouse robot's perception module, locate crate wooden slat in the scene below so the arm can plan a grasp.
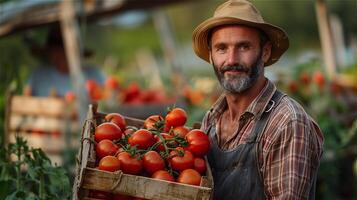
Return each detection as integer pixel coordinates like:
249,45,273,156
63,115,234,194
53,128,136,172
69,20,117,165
10,95,74,117
9,114,78,133
72,104,213,200
8,131,64,153
8,131,79,154
81,168,212,200
5,94,79,165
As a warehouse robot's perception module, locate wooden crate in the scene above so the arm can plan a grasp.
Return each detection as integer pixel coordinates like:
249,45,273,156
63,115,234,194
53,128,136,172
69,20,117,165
72,104,213,200
5,94,79,165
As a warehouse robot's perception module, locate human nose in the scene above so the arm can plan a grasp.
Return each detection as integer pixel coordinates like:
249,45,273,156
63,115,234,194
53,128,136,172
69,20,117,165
226,48,239,66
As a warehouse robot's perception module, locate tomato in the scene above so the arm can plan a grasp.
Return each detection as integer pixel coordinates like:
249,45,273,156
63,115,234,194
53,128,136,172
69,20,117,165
185,129,210,157
105,76,120,90
177,169,201,186
287,80,298,93
168,148,194,172
142,151,165,174
154,133,175,152
152,170,175,182
105,113,126,131
313,71,325,88
95,122,123,142
144,115,164,130
299,72,311,86
113,193,133,200
193,157,207,174
172,126,190,138
98,155,121,172
117,152,143,175
64,91,75,102
123,82,141,103
89,190,113,199
86,79,97,91
128,129,155,149
96,139,119,159
164,108,187,131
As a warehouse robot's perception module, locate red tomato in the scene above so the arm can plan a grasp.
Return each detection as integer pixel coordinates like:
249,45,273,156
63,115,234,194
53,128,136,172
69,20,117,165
95,122,123,142
165,108,187,131
89,190,113,199
105,113,126,131
287,80,298,93
113,193,133,200
299,72,311,85
96,139,119,159
123,82,141,103
128,129,156,149
177,169,201,186
64,91,75,102
152,170,175,182
105,76,120,90
185,129,210,157
144,115,164,130
168,148,194,172
117,152,143,175
313,71,325,88
193,157,207,174
154,133,174,152
172,126,190,138
98,155,121,172
86,79,98,93
142,151,165,174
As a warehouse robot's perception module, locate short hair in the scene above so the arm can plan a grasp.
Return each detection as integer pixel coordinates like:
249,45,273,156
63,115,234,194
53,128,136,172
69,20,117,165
207,26,270,50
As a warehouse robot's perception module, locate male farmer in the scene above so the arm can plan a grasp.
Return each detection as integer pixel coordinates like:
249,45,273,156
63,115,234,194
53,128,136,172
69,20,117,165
193,0,324,199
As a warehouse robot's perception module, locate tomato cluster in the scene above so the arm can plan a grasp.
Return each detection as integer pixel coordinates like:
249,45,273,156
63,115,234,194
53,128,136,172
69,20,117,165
91,108,210,199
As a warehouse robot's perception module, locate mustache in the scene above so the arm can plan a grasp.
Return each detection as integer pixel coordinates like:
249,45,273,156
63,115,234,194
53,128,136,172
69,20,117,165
220,65,249,73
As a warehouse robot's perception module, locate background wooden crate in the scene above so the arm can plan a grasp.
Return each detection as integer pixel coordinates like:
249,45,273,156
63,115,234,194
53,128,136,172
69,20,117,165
72,104,213,200
5,94,79,165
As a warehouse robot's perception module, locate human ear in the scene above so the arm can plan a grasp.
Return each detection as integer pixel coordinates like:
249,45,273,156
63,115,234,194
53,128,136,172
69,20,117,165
262,42,272,63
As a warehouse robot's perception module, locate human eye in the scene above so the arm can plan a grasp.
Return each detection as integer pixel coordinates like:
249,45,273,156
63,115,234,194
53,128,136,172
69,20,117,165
238,43,250,51
215,44,227,53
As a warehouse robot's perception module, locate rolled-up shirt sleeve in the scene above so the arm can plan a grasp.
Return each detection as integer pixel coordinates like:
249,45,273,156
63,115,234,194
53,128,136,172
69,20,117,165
263,119,323,200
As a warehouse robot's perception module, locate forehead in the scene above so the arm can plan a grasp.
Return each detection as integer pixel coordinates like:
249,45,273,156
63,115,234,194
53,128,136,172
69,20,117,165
210,25,260,44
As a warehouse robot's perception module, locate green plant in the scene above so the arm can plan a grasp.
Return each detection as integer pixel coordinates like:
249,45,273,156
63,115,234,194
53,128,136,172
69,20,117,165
0,136,71,200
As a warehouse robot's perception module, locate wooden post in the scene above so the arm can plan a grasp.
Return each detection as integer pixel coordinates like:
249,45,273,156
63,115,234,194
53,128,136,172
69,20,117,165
315,0,337,79
59,0,89,124
152,10,186,91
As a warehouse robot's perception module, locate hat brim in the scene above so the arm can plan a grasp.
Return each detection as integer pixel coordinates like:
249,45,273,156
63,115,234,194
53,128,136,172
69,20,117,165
192,17,289,66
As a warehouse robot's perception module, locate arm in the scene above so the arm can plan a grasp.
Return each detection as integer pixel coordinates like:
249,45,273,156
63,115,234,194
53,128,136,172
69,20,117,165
263,119,323,200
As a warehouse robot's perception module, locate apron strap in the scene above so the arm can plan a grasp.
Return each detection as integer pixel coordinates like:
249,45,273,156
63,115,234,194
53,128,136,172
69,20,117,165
245,90,286,143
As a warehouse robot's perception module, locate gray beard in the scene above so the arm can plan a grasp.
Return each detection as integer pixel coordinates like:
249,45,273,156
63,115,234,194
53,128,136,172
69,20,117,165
212,53,264,94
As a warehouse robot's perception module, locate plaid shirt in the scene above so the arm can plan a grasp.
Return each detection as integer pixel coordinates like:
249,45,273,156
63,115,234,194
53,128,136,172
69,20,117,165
201,80,324,200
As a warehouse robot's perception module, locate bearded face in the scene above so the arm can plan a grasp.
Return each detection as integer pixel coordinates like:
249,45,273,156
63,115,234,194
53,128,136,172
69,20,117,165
212,50,264,94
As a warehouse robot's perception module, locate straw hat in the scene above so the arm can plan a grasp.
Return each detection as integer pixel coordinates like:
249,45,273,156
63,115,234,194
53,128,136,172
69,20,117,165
192,0,289,66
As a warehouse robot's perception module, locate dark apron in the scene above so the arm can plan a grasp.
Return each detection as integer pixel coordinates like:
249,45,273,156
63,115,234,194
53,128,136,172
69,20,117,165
207,90,285,200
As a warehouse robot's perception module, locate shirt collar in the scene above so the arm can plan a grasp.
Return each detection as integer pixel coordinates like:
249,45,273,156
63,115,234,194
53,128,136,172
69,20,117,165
207,80,276,124
246,79,276,120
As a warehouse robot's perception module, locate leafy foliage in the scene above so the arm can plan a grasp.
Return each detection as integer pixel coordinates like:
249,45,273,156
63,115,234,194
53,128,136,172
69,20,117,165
0,136,71,200
281,60,357,200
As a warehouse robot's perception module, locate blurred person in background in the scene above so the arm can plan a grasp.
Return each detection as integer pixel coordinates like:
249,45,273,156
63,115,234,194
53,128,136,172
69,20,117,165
27,25,105,98
193,0,324,199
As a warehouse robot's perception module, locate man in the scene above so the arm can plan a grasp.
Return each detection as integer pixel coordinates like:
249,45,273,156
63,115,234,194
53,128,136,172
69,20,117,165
193,0,324,199
28,26,105,97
